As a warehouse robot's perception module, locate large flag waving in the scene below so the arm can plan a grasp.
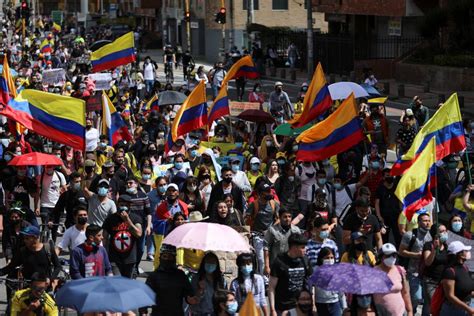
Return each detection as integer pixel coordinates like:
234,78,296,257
0,57,16,104
102,92,132,146
288,63,332,128
395,137,437,221
222,55,259,85
171,80,208,142
296,93,363,161
0,90,86,150
391,93,465,175
91,32,136,72
208,82,230,126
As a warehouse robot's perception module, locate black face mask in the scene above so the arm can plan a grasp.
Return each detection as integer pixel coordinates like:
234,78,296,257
85,166,94,174
298,304,312,313
167,196,177,204
355,242,367,252
160,259,176,270
10,219,21,226
385,177,394,184
265,194,274,201
77,217,88,225
223,177,233,184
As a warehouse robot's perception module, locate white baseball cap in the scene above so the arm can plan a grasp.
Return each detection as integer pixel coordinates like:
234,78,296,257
167,183,179,192
381,243,398,255
250,157,261,164
274,81,283,87
448,241,472,254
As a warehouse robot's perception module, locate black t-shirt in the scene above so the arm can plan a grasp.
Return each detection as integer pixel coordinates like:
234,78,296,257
146,267,194,316
2,244,61,279
375,184,401,220
5,176,37,208
422,242,448,281
442,264,474,301
270,253,312,311
103,212,142,265
343,213,380,250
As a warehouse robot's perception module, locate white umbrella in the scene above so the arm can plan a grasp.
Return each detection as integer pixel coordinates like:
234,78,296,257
328,82,369,100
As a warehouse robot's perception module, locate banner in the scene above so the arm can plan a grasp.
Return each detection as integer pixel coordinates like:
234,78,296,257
229,101,260,116
89,73,112,91
153,162,191,178
42,68,66,85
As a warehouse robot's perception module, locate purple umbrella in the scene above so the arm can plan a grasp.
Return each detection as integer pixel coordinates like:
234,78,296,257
310,263,393,295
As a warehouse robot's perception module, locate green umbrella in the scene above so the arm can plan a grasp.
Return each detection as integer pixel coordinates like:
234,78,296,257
274,123,312,136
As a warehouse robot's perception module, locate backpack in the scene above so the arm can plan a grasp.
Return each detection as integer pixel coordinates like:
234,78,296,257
398,229,418,269
430,266,466,316
246,199,276,230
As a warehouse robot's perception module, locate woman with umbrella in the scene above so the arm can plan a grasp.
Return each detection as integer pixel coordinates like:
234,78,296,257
373,243,413,316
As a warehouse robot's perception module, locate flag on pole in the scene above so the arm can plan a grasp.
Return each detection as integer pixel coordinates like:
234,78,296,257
222,55,259,85
208,83,230,126
91,32,136,72
101,91,132,146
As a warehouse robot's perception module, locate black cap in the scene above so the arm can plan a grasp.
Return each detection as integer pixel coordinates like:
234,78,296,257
354,198,370,208
257,183,271,193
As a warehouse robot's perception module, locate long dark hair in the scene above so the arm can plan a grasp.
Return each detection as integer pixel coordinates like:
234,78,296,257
235,253,257,299
197,252,225,290
316,247,335,266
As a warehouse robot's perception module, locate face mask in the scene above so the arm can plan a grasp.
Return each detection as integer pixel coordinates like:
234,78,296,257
175,162,183,170
265,140,272,147
4,154,11,161
142,174,151,180
383,256,397,267
323,258,335,265
277,159,286,166
355,242,367,252
190,150,198,158
439,232,448,243
158,185,167,194
293,145,299,152
158,132,165,138
255,88,261,92
319,230,329,239
17,170,26,177
298,304,312,313
15,151,21,156
187,185,197,192
204,263,217,274
126,187,137,195
241,264,253,276
160,259,175,270
447,162,458,169
77,216,88,225
226,301,238,315
99,142,107,148
334,183,342,190
119,206,129,212
317,178,326,185
385,176,394,184
231,164,239,172
452,221,463,233
72,182,81,191
97,187,108,197
10,219,21,225
46,169,54,175
251,164,260,172
235,142,242,148
288,176,295,182
223,176,233,184
371,161,380,169
85,166,94,173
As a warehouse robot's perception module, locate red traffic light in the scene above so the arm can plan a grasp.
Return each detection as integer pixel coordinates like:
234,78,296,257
219,7,226,14
21,1,27,8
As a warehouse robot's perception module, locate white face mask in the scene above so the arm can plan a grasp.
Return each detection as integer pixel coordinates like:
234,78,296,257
383,256,397,267
323,258,335,265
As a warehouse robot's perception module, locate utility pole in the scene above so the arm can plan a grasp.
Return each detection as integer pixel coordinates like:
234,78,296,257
185,0,191,52
246,0,254,50
306,0,314,79
221,0,226,58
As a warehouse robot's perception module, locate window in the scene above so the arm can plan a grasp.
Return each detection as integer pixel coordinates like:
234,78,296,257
243,0,259,10
272,0,288,10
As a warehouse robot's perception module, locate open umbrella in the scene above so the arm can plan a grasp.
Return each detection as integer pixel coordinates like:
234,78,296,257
328,82,369,100
237,109,275,123
361,83,381,96
310,263,393,295
274,123,312,136
55,276,155,313
157,91,187,106
163,222,250,252
8,152,62,166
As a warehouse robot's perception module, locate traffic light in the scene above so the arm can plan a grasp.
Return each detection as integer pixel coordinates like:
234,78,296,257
20,1,29,20
184,11,190,22
215,7,226,24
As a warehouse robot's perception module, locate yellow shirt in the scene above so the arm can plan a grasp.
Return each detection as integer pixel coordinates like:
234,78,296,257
340,251,376,266
246,170,263,188
11,288,58,316
398,212,419,232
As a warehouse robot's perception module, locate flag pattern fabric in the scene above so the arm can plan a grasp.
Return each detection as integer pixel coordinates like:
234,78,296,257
391,93,466,175
222,55,259,85
102,92,132,146
289,63,332,128
0,90,86,150
144,93,159,112
40,39,53,53
395,137,437,221
296,93,364,161
91,32,136,72
208,83,230,126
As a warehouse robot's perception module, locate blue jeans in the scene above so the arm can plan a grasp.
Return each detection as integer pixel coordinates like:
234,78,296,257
212,84,219,99
407,272,422,312
252,234,265,275
316,302,342,316
145,80,154,94
440,301,472,316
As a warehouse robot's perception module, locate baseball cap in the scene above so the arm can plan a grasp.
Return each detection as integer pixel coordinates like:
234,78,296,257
405,108,414,116
351,231,367,241
84,159,95,167
354,198,370,208
381,243,398,255
229,156,240,163
167,183,179,192
98,179,110,187
20,225,40,237
160,244,177,256
257,183,271,193
102,161,114,168
276,152,286,159
250,157,260,164
274,81,283,87
448,241,472,254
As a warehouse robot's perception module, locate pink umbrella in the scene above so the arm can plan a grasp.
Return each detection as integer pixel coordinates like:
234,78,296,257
162,222,250,252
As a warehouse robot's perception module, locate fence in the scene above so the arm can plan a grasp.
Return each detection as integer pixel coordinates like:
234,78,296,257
354,36,424,60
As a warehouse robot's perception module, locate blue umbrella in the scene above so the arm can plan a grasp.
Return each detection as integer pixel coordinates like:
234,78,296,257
55,276,156,313
360,83,381,96
310,263,393,295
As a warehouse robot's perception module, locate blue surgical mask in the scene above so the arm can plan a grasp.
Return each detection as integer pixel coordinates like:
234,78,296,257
226,301,238,315
235,142,242,148
319,230,329,239
240,264,253,276
277,159,286,166
100,142,107,148
175,162,183,170
439,232,448,243
371,161,380,169
334,183,343,190
190,150,198,158
204,263,217,274
158,185,167,194
231,164,240,172
98,187,108,197
251,163,260,172
317,178,327,185
452,222,463,233
4,154,11,161
142,174,151,180
293,145,299,152
126,187,137,195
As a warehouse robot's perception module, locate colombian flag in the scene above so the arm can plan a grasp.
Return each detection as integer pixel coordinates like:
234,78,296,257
144,93,159,112
102,92,132,146
391,93,465,176
0,57,16,104
395,137,436,221
52,22,62,33
40,39,53,53
289,63,332,128
222,55,259,85
208,83,230,126
296,93,364,162
91,32,136,72
0,90,86,150
171,80,208,142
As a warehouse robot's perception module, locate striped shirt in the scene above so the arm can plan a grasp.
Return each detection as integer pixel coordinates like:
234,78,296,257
306,238,339,268
129,191,152,221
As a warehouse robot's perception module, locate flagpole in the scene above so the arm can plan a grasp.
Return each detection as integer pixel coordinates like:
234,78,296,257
465,151,473,185
433,143,439,229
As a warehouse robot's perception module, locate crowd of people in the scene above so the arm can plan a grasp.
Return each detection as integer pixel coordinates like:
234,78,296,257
0,10,472,316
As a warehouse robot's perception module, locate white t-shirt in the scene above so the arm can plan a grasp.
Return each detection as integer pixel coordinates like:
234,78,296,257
232,170,251,192
85,127,99,152
38,171,66,208
333,184,357,217
143,63,156,81
58,225,86,251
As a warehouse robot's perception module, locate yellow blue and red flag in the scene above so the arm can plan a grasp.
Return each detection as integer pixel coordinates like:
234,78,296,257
222,55,259,85
102,92,132,146
0,57,16,104
40,38,53,53
395,137,437,221
208,83,230,126
143,93,159,112
391,93,466,175
1,90,86,150
91,32,136,72
296,93,364,161
171,80,208,142
289,63,332,128
52,22,62,33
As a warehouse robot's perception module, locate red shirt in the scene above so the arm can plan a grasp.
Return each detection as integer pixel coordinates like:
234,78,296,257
361,170,383,206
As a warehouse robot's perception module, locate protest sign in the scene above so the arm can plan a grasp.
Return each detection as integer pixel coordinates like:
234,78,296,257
89,73,112,90
229,101,260,116
42,68,66,85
